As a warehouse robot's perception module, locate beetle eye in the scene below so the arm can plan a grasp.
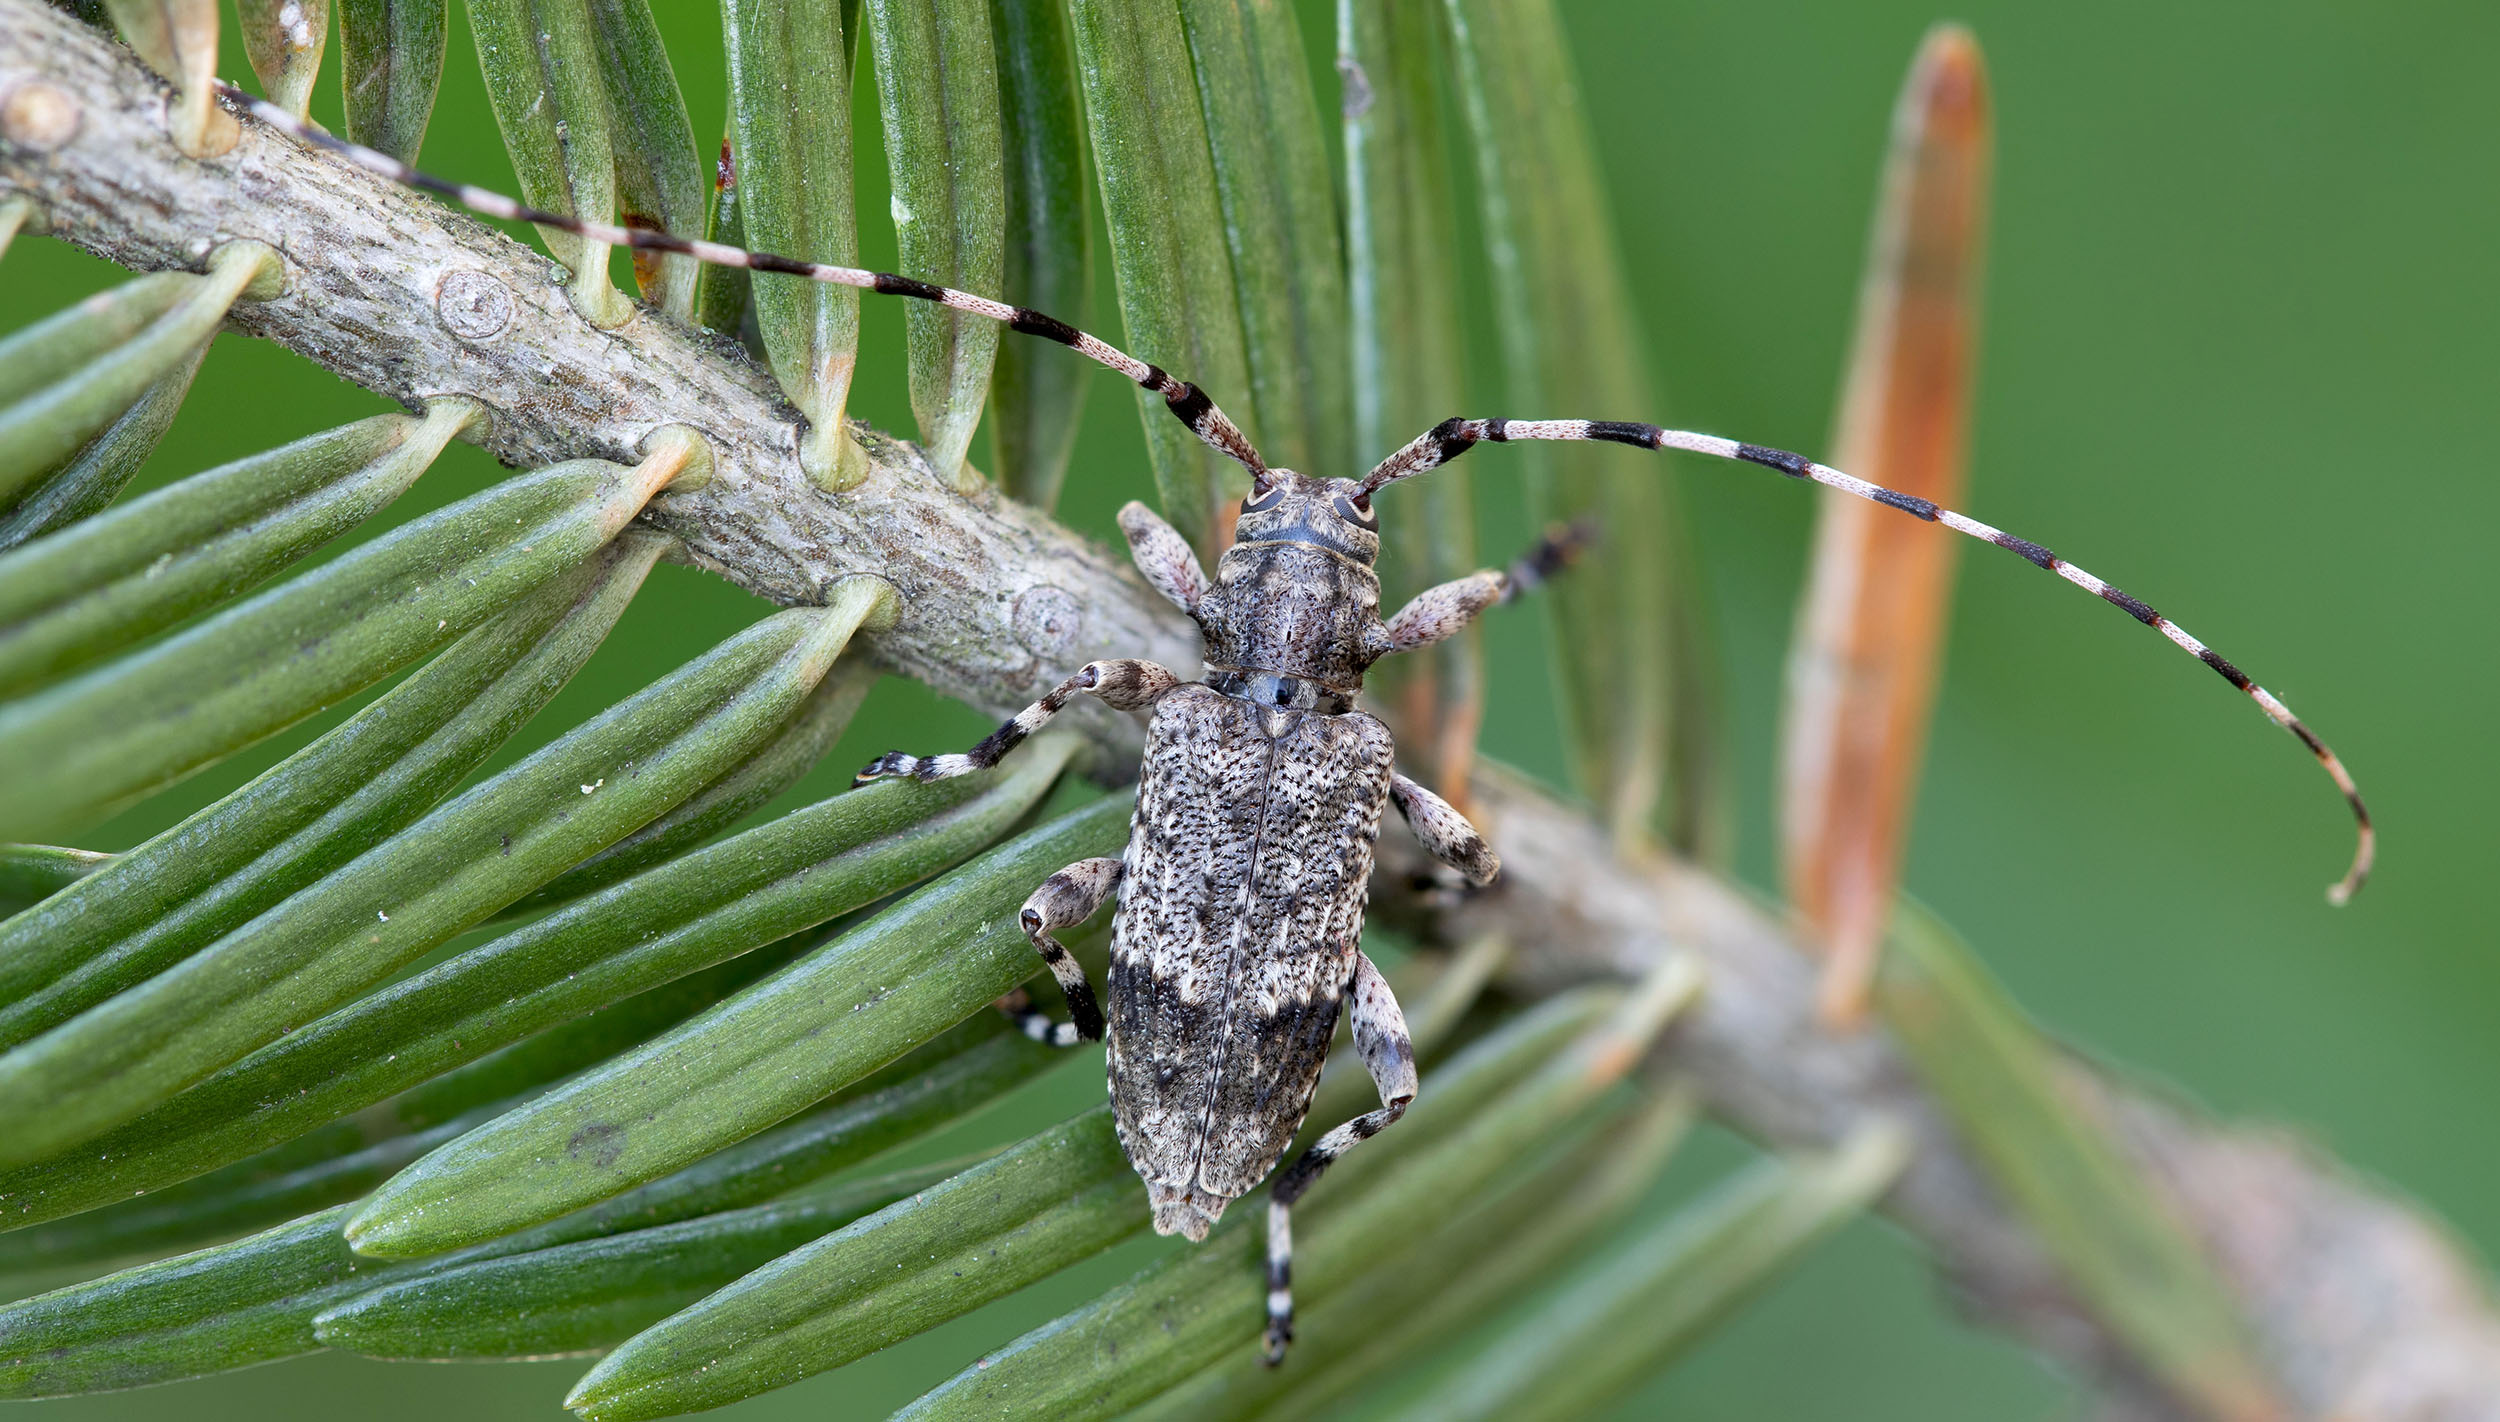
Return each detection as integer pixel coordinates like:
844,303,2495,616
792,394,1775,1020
1240,481,1285,513
1331,495,1378,531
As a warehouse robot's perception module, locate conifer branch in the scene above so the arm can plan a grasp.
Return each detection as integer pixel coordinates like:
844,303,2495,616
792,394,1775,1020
5,3,2495,1414
0,0,1194,757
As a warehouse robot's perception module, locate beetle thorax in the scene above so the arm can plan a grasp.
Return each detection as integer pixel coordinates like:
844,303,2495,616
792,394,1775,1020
1195,471,1383,713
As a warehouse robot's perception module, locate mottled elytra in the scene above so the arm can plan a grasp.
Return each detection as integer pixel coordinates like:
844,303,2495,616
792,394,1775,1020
230,80,2371,1366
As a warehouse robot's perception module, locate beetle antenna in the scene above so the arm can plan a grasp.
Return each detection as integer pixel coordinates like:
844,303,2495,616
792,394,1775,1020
1363,416,2372,904
217,81,1272,482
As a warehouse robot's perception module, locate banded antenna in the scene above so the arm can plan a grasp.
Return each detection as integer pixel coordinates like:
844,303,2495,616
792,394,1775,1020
1360,417,2372,904
213,82,1273,484
223,84,2370,904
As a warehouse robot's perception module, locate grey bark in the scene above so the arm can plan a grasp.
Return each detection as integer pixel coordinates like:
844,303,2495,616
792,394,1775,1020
4,4,2496,1416
0,0,1193,757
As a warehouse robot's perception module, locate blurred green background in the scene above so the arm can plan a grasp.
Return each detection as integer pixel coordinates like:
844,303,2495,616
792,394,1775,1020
6,0,2496,1415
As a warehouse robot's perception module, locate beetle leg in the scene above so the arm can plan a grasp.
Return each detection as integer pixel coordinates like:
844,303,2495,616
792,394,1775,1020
1369,523,1592,657
1374,569,1505,656
1003,856,1122,1045
855,659,1182,783
1391,773,1500,886
1117,500,1209,615
1263,951,1416,1366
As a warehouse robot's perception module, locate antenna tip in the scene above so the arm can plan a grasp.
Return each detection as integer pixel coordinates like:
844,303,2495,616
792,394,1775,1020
2326,825,2373,906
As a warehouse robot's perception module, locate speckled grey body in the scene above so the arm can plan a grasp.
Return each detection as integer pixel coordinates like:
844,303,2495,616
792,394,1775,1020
1106,684,1395,1236
862,470,1539,1360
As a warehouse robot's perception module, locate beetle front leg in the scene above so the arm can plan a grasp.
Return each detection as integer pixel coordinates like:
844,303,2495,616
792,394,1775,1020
1117,501,1209,615
855,659,1182,784
1373,569,1506,656
1369,523,1591,657
1263,952,1416,1366
1001,857,1122,1046
1391,773,1500,886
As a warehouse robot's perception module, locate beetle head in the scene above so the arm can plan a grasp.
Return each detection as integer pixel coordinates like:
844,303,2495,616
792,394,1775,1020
1232,470,1380,564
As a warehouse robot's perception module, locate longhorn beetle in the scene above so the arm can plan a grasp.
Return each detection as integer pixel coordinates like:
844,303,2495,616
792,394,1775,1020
227,83,2372,1365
